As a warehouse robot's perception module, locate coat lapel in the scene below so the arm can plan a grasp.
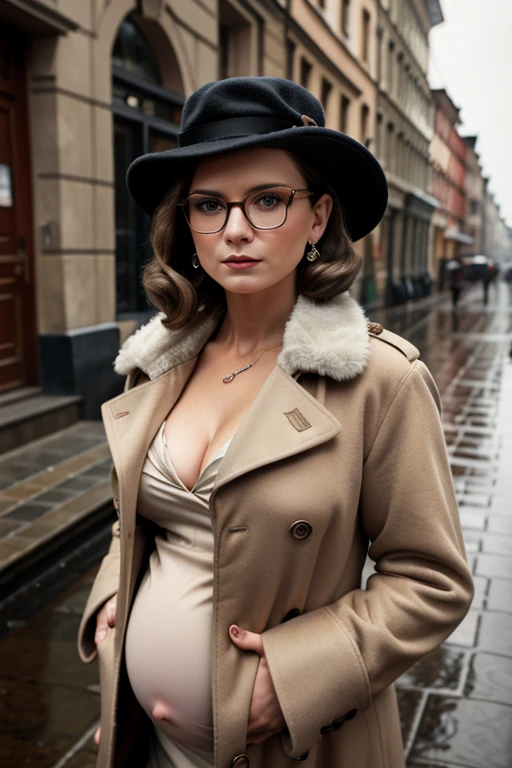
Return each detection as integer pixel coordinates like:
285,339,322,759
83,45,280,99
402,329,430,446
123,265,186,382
214,365,340,491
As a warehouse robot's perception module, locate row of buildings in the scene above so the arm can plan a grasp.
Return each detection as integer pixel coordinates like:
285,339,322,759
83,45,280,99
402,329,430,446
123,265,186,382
1,0,511,415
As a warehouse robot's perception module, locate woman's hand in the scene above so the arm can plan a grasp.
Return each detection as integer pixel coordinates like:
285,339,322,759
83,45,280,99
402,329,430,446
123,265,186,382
94,594,117,645
229,625,286,746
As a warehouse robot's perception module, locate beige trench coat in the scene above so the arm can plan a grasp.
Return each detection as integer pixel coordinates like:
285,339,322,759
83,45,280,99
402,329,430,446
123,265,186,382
78,293,474,768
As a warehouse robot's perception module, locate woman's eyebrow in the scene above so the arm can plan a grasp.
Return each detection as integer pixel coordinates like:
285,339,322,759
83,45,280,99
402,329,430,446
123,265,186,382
188,183,289,196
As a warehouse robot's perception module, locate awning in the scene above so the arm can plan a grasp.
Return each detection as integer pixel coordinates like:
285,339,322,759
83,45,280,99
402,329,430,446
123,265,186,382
445,226,474,245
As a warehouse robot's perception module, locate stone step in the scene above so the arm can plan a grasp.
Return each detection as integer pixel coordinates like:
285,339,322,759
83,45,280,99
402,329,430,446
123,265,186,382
0,421,114,593
0,393,83,456
0,386,42,407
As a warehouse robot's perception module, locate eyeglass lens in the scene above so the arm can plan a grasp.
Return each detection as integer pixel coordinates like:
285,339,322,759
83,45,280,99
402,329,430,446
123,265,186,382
184,188,293,233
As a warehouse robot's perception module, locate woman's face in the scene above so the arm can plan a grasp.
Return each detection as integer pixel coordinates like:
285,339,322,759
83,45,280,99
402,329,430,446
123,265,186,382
185,148,332,295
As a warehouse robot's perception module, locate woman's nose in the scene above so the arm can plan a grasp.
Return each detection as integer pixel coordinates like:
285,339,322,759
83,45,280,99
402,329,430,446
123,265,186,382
223,204,254,242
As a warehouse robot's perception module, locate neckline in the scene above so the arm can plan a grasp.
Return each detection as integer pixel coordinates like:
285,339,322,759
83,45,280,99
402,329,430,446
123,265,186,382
161,421,235,494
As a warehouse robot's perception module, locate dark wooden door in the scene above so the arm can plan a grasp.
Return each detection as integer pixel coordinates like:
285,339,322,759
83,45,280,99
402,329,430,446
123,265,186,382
0,32,37,392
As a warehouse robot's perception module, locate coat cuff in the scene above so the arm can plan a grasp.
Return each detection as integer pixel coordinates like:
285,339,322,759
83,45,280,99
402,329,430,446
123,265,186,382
261,606,371,759
77,523,121,663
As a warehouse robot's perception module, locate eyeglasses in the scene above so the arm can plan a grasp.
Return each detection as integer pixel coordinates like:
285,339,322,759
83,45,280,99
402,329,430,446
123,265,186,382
178,186,315,234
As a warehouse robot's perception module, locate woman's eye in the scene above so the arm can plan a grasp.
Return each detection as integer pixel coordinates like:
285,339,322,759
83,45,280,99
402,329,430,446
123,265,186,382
196,198,224,214
255,193,282,208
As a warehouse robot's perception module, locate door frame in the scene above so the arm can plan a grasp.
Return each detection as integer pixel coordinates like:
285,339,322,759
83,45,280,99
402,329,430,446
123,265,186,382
0,27,38,388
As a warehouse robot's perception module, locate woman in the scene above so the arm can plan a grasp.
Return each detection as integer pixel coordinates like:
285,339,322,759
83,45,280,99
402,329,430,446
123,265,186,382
78,77,473,768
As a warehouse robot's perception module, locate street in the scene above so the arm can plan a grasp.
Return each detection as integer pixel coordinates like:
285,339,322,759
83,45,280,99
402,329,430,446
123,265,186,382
1,281,512,768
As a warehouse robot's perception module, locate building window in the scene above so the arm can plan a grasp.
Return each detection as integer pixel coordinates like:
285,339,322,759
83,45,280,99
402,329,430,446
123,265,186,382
218,0,253,79
361,103,369,146
340,94,350,133
300,57,312,89
286,38,296,80
111,16,184,317
376,26,383,84
375,112,383,157
386,122,394,170
321,77,332,110
471,200,479,215
341,0,351,36
388,41,394,94
361,9,371,63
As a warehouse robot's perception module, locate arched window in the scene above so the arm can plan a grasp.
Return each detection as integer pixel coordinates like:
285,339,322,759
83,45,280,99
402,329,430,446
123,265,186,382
112,16,184,317
112,17,161,84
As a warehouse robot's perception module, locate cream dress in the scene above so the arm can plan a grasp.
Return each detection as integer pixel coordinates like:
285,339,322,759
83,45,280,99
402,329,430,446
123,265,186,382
125,419,234,768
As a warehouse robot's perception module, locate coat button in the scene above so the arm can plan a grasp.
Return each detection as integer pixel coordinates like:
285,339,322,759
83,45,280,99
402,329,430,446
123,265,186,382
295,752,309,761
290,520,313,540
367,321,384,335
282,608,301,622
231,756,250,768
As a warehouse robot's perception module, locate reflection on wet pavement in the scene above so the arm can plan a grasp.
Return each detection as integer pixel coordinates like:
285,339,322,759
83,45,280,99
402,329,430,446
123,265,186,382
0,534,107,767
377,284,512,766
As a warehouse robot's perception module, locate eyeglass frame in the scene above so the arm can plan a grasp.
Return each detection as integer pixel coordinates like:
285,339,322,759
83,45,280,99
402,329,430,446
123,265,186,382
178,186,316,234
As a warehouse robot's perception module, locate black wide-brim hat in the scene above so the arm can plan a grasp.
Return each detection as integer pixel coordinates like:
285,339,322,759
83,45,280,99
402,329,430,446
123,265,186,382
126,77,388,242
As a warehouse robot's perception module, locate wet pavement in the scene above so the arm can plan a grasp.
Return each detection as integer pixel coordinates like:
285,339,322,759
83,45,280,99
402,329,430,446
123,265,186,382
0,421,112,579
1,281,512,768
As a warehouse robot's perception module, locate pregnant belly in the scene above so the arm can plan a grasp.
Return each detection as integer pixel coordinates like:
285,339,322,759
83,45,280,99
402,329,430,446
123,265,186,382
125,538,214,752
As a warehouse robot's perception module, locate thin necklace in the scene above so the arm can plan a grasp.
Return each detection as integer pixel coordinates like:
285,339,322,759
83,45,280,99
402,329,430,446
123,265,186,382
223,343,283,383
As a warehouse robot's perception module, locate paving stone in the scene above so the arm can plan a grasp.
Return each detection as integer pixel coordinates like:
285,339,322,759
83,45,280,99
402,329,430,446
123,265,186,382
459,509,487,530
475,553,512,579
0,483,43,501
487,578,512,612
487,516,512,535
478,613,512,656
465,653,512,706
53,474,103,494
4,502,52,522
410,696,512,768
0,518,23,537
444,610,479,648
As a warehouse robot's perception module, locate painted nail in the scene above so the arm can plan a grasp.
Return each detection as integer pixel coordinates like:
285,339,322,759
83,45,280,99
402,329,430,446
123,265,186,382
229,624,240,638
95,629,107,643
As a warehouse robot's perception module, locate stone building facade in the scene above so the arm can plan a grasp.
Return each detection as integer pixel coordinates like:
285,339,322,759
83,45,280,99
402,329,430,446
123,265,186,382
373,0,442,305
0,0,290,414
461,135,484,257
429,88,470,287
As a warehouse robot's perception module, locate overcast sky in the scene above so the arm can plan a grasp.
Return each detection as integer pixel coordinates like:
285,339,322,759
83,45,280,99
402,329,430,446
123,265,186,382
429,0,512,226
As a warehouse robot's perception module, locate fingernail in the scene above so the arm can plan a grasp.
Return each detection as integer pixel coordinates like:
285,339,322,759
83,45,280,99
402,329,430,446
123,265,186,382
96,630,107,643
229,624,240,638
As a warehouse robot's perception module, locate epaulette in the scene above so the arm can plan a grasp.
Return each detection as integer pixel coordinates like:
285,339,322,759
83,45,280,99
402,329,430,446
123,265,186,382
367,321,420,363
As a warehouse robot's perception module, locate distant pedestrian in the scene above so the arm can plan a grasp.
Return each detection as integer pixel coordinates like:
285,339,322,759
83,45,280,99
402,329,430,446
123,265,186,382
446,257,463,309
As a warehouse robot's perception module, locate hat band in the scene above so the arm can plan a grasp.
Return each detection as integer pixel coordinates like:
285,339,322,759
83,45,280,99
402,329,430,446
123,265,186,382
178,116,295,148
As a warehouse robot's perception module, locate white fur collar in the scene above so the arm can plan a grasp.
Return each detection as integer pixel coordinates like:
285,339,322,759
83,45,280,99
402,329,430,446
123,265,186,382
114,292,370,382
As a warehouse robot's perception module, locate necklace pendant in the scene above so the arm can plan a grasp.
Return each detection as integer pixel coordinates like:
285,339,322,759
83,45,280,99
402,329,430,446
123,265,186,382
223,373,236,383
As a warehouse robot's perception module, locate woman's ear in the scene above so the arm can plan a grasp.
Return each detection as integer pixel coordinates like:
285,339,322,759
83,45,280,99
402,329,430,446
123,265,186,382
309,193,333,243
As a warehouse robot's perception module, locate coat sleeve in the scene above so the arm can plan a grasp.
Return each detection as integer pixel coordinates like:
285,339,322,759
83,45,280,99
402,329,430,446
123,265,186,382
77,367,148,663
261,360,474,759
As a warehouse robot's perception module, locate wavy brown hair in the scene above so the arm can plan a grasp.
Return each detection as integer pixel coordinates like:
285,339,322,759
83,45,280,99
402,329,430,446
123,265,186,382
142,151,361,330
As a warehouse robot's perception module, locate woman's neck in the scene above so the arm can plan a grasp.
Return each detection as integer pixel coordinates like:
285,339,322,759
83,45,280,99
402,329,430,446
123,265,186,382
214,280,297,357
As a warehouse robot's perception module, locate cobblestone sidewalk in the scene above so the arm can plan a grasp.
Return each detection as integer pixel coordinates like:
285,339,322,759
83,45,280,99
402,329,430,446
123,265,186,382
381,283,512,768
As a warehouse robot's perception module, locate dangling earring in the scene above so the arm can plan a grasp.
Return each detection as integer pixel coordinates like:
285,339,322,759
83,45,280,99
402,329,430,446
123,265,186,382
192,252,200,269
306,242,320,262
